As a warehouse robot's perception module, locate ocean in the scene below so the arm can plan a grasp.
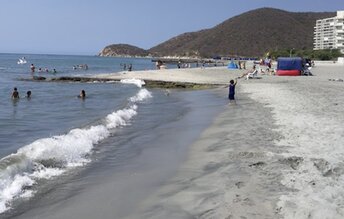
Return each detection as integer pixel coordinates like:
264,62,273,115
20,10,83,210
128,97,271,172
0,53,226,218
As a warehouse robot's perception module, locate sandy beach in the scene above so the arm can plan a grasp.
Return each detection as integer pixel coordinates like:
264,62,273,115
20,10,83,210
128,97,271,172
96,66,243,85
98,62,344,218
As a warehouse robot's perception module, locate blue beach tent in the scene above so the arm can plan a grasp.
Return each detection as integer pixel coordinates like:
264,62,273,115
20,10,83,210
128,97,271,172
227,61,238,69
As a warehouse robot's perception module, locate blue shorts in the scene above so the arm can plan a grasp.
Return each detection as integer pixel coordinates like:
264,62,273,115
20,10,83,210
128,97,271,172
228,94,235,100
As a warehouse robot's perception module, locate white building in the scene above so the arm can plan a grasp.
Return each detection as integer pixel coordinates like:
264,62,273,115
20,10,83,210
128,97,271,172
314,11,344,54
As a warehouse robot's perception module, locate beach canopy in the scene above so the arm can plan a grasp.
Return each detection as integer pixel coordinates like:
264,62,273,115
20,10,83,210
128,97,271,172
277,57,302,76
277,57,303,71
227,61,238,69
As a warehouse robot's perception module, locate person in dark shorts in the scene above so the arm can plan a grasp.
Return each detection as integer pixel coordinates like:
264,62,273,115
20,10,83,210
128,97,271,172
228,79,237,102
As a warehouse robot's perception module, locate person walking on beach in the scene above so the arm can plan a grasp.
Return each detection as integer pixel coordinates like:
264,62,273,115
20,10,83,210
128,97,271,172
11,87,20,99
228,79,237,103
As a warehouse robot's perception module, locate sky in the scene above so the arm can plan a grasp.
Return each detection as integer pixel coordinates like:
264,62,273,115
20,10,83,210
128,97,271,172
0,0,343,55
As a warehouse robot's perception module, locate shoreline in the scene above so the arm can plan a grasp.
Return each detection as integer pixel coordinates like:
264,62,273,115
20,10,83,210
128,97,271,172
105,62,344,218
24,66,246,89
126,87,281,218
12,61,344,218
145,63,344,218
9,89,228,219
94,66,245,85
106,63,344,218
25,60,344,88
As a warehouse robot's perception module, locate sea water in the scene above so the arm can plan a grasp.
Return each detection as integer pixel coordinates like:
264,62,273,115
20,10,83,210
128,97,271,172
0,53,157,158
0,53,226,218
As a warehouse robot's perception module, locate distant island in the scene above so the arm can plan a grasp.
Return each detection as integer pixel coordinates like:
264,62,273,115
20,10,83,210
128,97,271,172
99,8,335,58
98,44,149,57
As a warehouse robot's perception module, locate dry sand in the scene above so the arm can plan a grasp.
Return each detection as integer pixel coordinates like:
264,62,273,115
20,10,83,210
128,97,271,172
107,62,344,219
96,66,244,85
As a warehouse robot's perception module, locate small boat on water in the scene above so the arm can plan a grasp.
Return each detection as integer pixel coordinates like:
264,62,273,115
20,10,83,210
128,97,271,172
17,57,27,65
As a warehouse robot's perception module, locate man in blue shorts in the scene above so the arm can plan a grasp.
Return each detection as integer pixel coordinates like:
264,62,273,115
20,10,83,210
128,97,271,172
228,79,237,103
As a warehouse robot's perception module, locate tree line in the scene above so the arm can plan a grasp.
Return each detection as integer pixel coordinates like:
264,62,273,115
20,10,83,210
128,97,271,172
268,49,342,61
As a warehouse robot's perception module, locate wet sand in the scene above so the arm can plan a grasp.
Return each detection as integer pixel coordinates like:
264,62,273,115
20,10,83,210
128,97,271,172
127,88,281,219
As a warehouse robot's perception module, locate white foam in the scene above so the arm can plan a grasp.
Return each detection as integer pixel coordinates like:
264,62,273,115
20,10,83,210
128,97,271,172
120,78,146,88
0,88,153,213
0,174,34,213
106,105,138,129
18,125,109,167
30,166,65,179
130,88,152,103
241,83,344,218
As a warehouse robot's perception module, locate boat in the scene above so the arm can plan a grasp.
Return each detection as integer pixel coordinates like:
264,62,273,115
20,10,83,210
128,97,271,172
17,57,27,65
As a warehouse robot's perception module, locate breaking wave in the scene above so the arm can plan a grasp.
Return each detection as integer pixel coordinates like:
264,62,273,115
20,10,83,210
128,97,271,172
0,87,152,213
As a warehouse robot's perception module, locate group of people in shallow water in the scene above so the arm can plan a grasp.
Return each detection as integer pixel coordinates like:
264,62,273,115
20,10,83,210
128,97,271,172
11,87,86,100
30,64,57,74
120,63,132,71
30,63,91,74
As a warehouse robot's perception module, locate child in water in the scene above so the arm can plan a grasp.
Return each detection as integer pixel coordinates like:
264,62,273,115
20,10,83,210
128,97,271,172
228,79,237,103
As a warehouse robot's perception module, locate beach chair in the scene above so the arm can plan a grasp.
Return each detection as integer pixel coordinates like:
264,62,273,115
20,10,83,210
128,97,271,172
246,69,258,80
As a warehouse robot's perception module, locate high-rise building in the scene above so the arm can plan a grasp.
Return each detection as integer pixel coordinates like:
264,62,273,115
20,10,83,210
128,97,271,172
314,11,344,54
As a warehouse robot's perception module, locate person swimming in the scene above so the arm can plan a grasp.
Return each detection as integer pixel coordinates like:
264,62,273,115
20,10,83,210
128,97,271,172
78,90,86,99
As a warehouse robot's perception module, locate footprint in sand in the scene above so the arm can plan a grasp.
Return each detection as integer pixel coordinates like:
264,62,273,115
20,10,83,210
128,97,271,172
248,161,266,168
235,181,245,189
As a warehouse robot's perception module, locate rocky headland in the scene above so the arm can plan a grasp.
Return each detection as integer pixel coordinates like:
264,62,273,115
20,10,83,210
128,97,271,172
98,44,149,57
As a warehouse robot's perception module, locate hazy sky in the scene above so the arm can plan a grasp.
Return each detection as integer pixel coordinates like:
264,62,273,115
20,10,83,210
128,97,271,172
0,0,343,55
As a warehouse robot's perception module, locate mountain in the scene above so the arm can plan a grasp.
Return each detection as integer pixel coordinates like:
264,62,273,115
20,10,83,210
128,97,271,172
98,44,148,57
99,8,335,58
148,8,335,57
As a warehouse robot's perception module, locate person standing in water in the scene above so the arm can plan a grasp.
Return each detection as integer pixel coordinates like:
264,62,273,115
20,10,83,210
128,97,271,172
228,79,237,103
26,90,32,99
11,87,19,99
30,64,35,73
